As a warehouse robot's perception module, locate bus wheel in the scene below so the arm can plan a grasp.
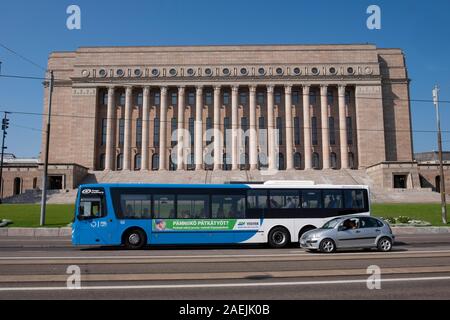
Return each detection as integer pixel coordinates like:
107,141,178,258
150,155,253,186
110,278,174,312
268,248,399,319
268,227,291,249
124,229,147,250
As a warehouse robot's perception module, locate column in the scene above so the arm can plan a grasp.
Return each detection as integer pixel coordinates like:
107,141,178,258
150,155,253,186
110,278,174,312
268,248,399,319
213,86,222,170
177,86,186,171
302,85,312,169
267,85,276,170
285,85,294,170
123,86,133,171
338,85,349,169
141,86,150,171
195,86,204,170
249,85,258,170
320,85,330,169
159,86,168,171
105,86,115,170
231,85,239,170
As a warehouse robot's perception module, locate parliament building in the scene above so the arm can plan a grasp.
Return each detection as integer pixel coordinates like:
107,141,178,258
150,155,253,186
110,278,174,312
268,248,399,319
2,44,449,200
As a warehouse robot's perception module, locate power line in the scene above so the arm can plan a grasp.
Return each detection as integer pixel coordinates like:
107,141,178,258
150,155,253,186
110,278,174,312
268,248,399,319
0,43,47,72
0,107,449,135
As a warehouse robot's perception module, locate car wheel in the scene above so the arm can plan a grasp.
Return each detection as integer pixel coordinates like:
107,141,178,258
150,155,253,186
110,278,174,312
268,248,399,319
377,237,393,252
319,238,336,253
268,227,290,249
124,229,147,250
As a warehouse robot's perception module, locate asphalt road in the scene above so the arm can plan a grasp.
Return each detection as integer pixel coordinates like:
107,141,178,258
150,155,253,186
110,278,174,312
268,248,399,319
0,234,449,300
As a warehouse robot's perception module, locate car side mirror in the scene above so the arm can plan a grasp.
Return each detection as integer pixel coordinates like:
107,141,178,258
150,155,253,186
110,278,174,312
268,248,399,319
338,226,347,232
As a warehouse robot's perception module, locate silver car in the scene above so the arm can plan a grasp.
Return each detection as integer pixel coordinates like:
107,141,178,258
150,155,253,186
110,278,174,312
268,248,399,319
300,216,395,253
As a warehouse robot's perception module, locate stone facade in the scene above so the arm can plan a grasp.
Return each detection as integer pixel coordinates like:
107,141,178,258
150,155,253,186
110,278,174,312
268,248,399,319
41,44,414,173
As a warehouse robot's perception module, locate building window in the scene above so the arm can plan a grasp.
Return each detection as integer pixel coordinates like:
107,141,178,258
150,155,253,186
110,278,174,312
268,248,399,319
101,119,107,146
154,117,160,147
188,92,195,106
33,177,38,189
137,93,143,106
171,118,177,147
206,117,213,143
241,117,249,148
205,92,213,105
257,92,265,105
223,154,231,171
349,152,355,169
294,117,301,145
276,117,283,145
293,91,300,104
330,152,337,169
99,154,106,171
327,91,334,105
136,118,142,147
278,153,285,171
189,118,195,146
240,92,248,104
118,119,125,146
347,117,353,145
240,153,249,171
259,117,265,130
224,117,230,148
310,91,317,105
275,91,282,104
169,156,176,171
134,154,142,171
187,153,195,171
294,153,302,170
154,93,161,106
102,92,108,105
117,154,123,171
311,117,318,146
345,91,351,105
223,92,230,105
152,154,159,171
312,153,320,169
171,92,177,106
329,117,336,145
119,93,125,106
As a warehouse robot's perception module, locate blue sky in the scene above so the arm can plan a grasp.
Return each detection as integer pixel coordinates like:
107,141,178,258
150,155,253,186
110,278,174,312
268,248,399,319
0,0,449,157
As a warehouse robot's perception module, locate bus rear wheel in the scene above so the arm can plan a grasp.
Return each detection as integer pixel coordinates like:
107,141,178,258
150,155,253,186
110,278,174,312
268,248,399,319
124,229,147,250
268,227,291,249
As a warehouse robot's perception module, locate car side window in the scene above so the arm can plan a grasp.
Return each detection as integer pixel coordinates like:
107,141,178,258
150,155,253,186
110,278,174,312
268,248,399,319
341,218,359,230
360,217,379,228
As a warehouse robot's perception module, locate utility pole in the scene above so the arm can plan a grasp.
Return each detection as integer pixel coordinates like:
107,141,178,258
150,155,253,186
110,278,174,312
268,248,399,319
0,112,10,203
433,85,447,225
40,71,54,226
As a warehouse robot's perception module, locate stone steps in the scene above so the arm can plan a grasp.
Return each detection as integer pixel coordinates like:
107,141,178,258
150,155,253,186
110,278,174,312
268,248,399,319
3,170,447,204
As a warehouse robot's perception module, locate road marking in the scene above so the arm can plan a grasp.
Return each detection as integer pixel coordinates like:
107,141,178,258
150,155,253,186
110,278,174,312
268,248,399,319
1,265,450,283
1,250,450,265
2,249,450,260
1,276,450,292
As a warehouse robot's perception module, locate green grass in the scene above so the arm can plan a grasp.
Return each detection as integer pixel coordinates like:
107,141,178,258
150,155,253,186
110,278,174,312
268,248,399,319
0,204,74,228
372,203,449,227
0,203,448,228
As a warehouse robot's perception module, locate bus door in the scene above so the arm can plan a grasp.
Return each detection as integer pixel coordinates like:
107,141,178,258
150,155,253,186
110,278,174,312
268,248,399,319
244,190,267,243
76,188,115,245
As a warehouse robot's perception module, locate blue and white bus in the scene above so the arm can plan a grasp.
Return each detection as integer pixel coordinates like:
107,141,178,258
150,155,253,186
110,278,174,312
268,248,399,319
72,181,370,249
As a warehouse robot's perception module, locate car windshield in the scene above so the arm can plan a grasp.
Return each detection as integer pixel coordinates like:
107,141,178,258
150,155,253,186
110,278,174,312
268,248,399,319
322,218,342,229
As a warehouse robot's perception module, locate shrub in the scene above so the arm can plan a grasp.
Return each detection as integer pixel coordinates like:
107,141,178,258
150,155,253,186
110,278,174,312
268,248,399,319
397,216,411,224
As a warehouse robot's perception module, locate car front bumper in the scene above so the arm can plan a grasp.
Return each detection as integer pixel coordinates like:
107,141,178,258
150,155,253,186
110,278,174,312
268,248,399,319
300,238,320,250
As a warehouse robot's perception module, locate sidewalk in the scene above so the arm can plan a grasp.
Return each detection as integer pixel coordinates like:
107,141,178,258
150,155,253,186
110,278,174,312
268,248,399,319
0,227,449,237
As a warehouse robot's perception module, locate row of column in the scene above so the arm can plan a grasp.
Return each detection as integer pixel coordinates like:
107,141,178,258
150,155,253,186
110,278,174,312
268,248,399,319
104,84,351,171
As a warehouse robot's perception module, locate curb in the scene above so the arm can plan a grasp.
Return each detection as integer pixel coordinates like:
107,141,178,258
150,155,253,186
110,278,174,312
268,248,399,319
391,227,450,235
0,228,71,237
